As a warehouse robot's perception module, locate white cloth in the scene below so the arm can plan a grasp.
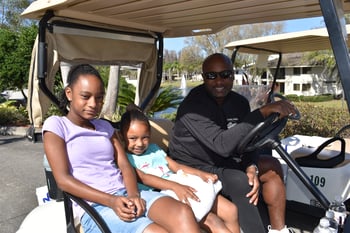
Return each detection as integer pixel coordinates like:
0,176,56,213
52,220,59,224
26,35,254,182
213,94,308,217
161,170,222,221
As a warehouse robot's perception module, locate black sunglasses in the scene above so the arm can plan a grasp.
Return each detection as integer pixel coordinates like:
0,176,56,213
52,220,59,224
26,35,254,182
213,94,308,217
202,70,233,80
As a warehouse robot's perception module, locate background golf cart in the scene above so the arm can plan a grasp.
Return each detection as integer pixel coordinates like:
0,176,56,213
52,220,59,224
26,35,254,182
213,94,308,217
18,0,350,233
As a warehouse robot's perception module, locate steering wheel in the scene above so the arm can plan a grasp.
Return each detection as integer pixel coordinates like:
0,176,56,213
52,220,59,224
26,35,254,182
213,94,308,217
236,93,300,154
269,92,301,120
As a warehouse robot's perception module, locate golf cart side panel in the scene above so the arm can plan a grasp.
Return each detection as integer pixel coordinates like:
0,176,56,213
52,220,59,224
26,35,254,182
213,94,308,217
27,15,160,128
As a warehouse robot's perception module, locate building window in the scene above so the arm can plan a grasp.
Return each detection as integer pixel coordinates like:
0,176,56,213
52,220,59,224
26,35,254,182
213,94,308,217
277,68,285,79
293,83,300,91
302,67,312,74
293,67,301,75
302,83,311,91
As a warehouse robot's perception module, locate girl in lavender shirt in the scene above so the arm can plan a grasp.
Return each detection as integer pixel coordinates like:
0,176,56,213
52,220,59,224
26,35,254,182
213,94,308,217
43,64,201,233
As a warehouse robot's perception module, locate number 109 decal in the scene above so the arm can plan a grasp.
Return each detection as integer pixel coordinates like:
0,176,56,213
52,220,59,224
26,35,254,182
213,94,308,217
310,175,326,187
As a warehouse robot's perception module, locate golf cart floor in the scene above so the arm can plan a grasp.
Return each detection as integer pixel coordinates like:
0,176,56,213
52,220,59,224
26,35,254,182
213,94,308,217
286,208,319,233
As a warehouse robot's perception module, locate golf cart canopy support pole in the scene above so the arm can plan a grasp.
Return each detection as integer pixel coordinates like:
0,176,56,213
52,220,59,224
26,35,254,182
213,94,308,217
38,10,60,107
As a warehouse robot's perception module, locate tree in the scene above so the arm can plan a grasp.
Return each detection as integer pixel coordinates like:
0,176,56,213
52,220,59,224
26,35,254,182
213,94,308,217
184,22,284,57
0,28,17,90
116,77,136,119
163,49,180,81
148,86,183,117
179,22,285,76
100,65,120,120
0,24,37,95
0,0,33,29
179,46,203,77
164,49,178,63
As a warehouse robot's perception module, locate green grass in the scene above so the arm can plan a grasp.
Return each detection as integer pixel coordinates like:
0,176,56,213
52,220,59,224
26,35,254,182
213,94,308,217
302,99,348,110
161,80,202,88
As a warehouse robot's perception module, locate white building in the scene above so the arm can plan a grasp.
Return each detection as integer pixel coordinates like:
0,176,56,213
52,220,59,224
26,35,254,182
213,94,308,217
225,25,350,98
267,55,342,97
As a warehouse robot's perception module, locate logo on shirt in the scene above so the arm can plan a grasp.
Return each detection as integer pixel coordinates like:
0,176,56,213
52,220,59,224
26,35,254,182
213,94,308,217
227,117,239,129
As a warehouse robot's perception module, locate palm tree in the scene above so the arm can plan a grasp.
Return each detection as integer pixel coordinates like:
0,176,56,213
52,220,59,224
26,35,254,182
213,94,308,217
116,78,182,120
148,86,182,117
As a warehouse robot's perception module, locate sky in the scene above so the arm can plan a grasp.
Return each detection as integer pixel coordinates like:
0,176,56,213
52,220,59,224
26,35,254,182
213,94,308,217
163,16,326,52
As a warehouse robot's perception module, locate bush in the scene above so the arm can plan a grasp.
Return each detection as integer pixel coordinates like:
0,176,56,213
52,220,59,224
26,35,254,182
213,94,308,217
281,102,350,138
158,112,177,121
0,101,29,126
285,94,334,102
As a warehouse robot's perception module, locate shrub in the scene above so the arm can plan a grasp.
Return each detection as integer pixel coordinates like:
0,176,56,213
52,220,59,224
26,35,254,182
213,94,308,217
158,112,177,121
285,94,334,102
0,101,29,126
281,102,350,138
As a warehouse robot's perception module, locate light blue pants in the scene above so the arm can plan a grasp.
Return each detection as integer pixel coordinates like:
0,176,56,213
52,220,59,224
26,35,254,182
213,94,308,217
81,189,166,233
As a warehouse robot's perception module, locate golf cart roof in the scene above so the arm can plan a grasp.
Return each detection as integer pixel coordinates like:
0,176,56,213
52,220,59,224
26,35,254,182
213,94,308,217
225,25,350,54
22,0,350,38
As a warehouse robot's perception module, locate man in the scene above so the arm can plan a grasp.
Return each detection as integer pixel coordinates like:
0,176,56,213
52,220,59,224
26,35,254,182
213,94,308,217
169,53,296,233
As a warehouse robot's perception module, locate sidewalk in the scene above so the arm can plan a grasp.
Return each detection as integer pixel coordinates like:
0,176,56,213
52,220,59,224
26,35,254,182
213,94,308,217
0,136,45,233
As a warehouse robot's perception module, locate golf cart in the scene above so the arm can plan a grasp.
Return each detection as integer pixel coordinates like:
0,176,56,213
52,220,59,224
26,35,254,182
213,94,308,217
16,0,350,232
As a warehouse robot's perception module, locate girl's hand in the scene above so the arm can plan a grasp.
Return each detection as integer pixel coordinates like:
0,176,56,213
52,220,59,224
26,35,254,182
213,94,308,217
127,195,146,217
172,183,199,205
198,171,218,183
110,196,141,221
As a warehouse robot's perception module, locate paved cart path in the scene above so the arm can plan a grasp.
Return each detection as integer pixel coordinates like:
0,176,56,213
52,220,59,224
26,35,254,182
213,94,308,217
0,136,45,233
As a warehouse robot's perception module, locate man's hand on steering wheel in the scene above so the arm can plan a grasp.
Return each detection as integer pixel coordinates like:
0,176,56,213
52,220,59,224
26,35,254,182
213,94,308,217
259,99,297,119
237,94,300,154
246,165,260,205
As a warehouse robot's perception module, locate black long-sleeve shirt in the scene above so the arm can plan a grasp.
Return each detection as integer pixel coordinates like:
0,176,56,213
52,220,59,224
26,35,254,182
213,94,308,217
169,84,264,170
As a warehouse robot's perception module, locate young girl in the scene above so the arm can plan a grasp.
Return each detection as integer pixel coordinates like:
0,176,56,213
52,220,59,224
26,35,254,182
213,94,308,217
120,104,241,233
42,64,201,233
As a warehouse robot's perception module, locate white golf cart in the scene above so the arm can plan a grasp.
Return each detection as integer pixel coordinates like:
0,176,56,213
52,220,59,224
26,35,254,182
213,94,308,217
17,1,350,233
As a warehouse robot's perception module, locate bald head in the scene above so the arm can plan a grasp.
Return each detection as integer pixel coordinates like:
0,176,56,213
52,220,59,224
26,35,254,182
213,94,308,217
201,53,234,105
202,53,233,72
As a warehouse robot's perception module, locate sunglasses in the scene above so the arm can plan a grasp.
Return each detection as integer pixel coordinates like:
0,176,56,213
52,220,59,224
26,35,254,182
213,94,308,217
202,70,233,80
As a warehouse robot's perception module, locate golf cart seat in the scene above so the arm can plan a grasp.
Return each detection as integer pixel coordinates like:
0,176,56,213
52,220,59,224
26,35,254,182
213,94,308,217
292,137,346,168
149,118,174,152
289,124,350,168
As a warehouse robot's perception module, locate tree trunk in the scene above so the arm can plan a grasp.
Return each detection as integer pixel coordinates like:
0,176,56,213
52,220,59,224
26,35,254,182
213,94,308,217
100,65,120,120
